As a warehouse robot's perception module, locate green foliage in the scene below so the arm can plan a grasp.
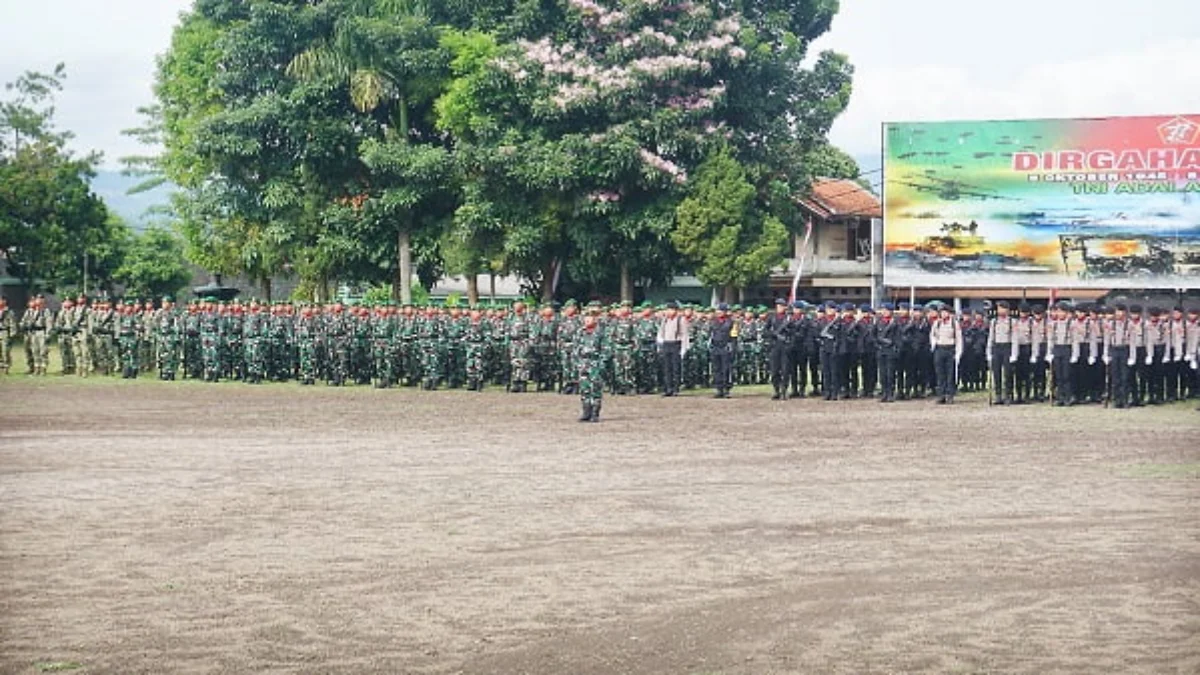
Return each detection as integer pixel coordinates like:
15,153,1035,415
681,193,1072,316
149,0,854,301
360,283,393,305
674,145,787,291
0,66,113,293
115,227,192,299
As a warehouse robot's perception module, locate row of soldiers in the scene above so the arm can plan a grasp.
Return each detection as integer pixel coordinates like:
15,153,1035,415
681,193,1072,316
3,294,1198,409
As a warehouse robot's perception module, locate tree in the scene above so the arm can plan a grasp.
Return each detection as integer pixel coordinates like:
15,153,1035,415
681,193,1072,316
287,0,454,303
157,0,378,298
115,227,191,299
673,144,787,300
0,66,112,294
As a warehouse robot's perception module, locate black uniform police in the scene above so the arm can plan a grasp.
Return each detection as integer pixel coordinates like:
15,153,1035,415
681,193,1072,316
765,298,791,400
709,303,736,398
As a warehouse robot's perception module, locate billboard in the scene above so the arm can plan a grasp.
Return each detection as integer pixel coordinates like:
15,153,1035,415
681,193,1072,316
883,115,1200,288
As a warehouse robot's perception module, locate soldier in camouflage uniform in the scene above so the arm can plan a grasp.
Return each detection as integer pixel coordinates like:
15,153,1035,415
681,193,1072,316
326,303,352,386
634,304,659,394
139,300,156,375
156,298,181,380
608,301,637,395
117,301,141,378
556,300,580,394
531,303,559,391
397,303,419,386
182,301,201,378
574,301,608,422
463,306,491,391
294,304,319,385
223,302,245,381
70,295,92,377
488,305,510,386
54,298,77,375
507,301,533,392
20,296,53,375
352,305,373,384
199,300,222,382
370,304,396,388
444,305,467,388
90,298,117,376
416,305,443,390
0,297,16,374
242,300,269,384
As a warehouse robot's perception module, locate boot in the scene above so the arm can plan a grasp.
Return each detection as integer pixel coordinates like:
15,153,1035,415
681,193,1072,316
578,403,593,422
590,402,601,422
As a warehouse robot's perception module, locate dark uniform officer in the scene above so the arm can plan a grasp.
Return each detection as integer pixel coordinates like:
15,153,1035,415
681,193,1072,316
709,303,736,398
874,303,900,402
764,298,791,400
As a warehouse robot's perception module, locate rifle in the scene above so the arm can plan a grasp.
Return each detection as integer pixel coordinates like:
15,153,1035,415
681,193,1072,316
1103,359,1112,408
987,361,993,406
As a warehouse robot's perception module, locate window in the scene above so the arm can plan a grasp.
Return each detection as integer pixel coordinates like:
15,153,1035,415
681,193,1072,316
847,219,872,261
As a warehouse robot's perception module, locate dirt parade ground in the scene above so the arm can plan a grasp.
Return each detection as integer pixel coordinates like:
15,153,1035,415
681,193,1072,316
1,378,1198,674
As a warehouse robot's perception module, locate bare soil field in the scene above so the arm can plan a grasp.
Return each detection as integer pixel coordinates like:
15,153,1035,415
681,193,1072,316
1,377,1198,674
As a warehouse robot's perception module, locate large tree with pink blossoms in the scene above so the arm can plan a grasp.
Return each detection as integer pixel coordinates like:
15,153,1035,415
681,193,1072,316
439,0,856,300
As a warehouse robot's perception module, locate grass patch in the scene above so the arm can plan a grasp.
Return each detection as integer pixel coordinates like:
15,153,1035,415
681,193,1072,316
35,662,84,673
1120,463,1200,479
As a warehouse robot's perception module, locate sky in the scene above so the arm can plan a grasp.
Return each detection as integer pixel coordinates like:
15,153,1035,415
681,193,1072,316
2,0,1199,176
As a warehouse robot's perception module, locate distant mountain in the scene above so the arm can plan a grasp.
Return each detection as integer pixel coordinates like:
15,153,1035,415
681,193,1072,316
90,170,173,231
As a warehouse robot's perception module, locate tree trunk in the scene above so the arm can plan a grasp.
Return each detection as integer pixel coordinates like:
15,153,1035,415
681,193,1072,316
620,260,633,303
489,274,496,303
262,277,272,303
724,285,737,304
540,258,555,303
466,273,479,307
395,95,414,305
398,229,413,304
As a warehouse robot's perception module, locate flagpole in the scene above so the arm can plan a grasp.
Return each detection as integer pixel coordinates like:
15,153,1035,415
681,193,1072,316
789,218,814,303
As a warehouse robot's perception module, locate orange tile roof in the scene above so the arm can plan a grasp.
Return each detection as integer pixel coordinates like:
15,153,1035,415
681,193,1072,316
800,178,881,219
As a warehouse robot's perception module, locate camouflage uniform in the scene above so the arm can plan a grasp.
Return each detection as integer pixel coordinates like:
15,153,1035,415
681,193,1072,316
417,309,443,390
90,305,117,376
574,313,607,422
351,308,372,384
222,307,243,381
0,303,15,373
444,310,467,388
634,311,659,393
183,306,202,379
507,308,533,392
20,303,52,375
608,312,636,394
398,309,419,385
73,302,93,377
295,309,319,385
117,306,141,378
532,311,559,391
242,306,269,383
556,307,580,394
463,312,490,391
325,307,351,386
54,304,77,375
199,307,222,382
139,305,156,375
371,308,396,388
157,305,182,380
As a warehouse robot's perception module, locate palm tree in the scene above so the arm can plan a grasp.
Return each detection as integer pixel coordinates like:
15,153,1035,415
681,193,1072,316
286,0,446,304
